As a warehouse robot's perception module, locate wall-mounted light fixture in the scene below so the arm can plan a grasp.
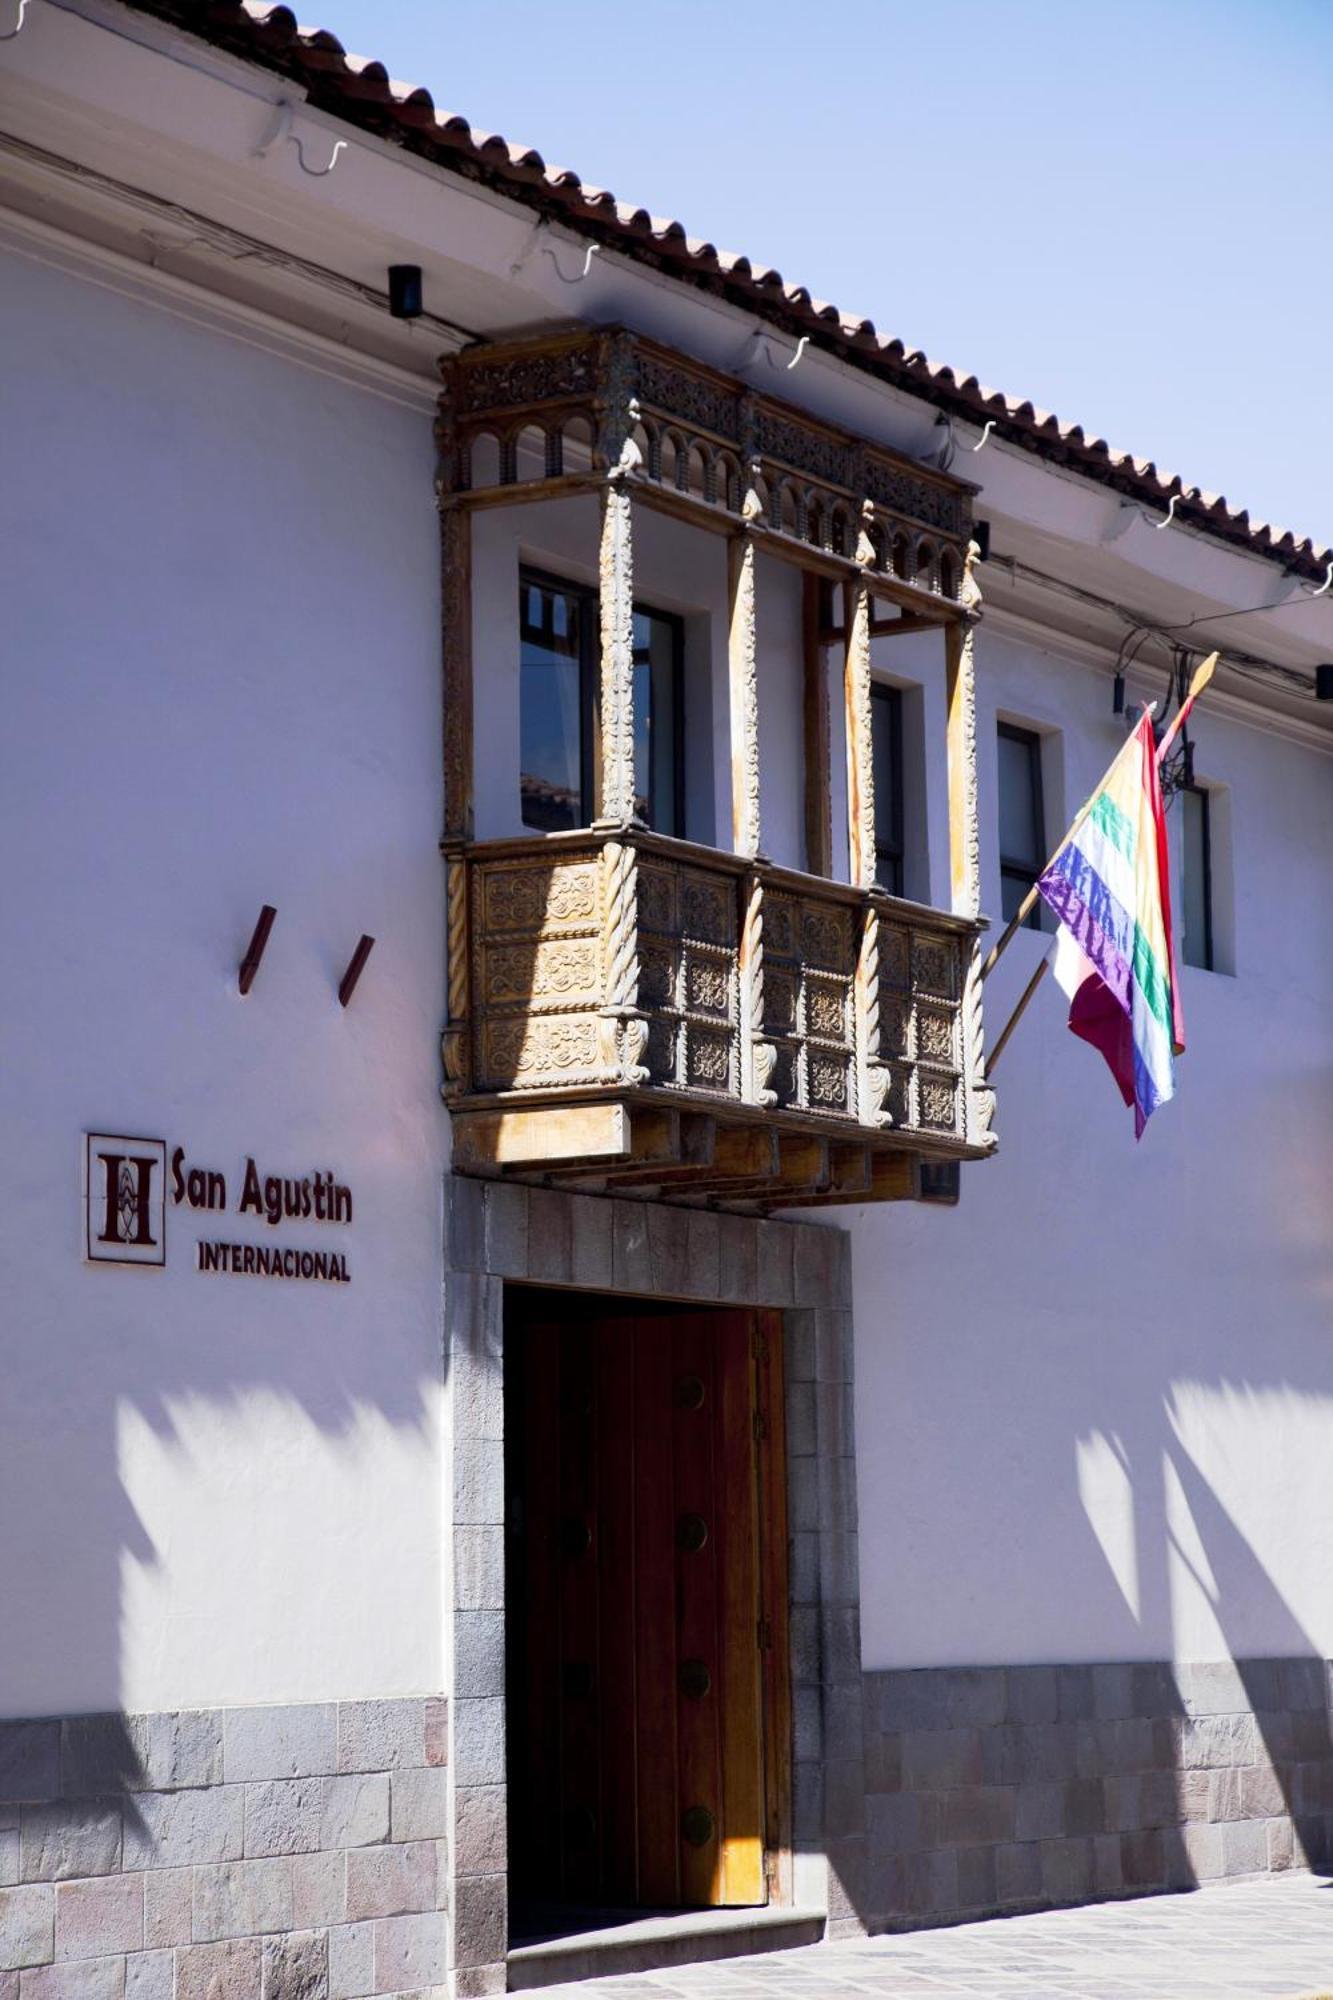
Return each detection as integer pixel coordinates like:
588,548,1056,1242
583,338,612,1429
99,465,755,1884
387,265,423,320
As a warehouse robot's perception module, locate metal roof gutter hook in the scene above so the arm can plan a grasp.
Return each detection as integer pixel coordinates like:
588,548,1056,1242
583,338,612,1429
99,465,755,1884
1,0,30,39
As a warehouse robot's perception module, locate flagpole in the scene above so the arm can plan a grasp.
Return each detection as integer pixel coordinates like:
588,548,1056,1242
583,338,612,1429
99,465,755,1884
985,954,1050,1075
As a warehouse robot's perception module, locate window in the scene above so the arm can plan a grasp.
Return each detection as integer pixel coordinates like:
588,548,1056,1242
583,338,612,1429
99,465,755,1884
519,569,684,835
1179,783,1214,971
997,723,1046,927
871,683,905,896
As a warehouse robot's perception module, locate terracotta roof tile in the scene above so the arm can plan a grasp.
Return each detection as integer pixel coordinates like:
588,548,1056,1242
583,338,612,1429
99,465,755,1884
116,1,1330,578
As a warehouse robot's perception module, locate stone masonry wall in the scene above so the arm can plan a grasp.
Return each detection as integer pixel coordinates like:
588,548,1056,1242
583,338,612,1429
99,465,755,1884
862,1657,1333,1930
0,1697,449,1998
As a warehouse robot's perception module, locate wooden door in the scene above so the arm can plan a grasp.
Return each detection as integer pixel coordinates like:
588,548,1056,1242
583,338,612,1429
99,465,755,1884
507,1298,777,1910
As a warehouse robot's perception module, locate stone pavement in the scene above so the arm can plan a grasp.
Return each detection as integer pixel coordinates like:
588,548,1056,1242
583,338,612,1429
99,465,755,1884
530,1876,1333,1998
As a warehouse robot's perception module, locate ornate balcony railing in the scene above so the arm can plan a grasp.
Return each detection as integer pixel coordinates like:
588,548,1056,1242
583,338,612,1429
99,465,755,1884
443,828,992,1209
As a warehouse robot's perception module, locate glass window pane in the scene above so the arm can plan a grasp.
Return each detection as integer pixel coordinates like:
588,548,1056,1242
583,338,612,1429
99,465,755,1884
871,686,903,895
631,608,680,836
997,728,1041,866
520,581,584,830
1181,787,1211,970
1000,869,1032,925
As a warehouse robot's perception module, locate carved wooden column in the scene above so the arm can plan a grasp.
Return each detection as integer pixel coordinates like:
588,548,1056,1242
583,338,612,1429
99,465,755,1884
845,502,892,1126
436,387,474,1103
595,335,649,1084
730,424,777,1109
944,535,997,1149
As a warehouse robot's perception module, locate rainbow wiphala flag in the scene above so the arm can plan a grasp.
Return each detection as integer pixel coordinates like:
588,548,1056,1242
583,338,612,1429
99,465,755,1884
1037,713,1185,1136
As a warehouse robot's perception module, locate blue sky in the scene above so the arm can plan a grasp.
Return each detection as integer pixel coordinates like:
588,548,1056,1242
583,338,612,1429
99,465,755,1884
328,0,1332,548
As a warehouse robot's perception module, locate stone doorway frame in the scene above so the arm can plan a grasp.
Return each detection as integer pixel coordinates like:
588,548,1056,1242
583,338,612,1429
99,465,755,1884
441,1176,867,1997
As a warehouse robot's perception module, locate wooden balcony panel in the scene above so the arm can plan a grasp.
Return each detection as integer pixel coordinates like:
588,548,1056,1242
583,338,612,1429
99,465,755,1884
446,827,989,1207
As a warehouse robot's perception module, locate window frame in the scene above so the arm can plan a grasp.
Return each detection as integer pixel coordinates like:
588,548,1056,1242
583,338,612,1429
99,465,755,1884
1179,780,1215,973
996,721,1047,930
519,564,685,836
870,680,905,897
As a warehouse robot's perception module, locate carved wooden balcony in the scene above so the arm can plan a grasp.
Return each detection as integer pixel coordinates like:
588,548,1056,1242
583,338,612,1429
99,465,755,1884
443,829,993,1209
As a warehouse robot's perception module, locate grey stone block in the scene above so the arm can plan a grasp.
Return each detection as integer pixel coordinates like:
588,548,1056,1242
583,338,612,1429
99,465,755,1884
142,1869,191,1949
482,1183,528,1276
337,1703,425,1776
793,1687,822,1766
817,1456,858,1531
347,1844,436,1925
451,1702,503,1790
785,1382,816,1459
452,1440,502,1533
757,1225,795,1308
902,1730,981,1791
881,1671,950,1733
523,1188,572,1284
454,1612,504,1704
191,1857,294,1943
1220,1817,1269,1877
53,1875,142,1958
980,1726,1022,1787
0,1836,13,1890
994,1839,1041,1904
863,1729,901,1797
1181,1714,1257,1770
684,1211,720,1299
1006,1667,1059,1725
1267,1816,1296,1872
1102,1774,1140,1834
450,1871,505,1970
782,1311,816,1387
646,1205,693,1297
0,1730,58,1808
20,1804,120,1882
327,1920,373,2000
454,1528,504,1612
786,1458,819,1535
897,1847,957,1917
244,1774,390,1857
866,1789,935,1855
1279,1658,1327,1713
956,1843,997,1912
818,1529,860,1608
1015,1783,1066,1842
715,1215,758,1303
823,1759,866,1840
0,1884,52,1971
223,1708,337,1784
290,1853,345,1931
1013,1723,1079,1783
1175,1660,1252,1718
814,1310,853,1385
823,1685,864,1767
423,1702,448,1772
1182,1818,1224,1878
61,1716,219,1801
1137,1766,1184,1828
373,1909,449,1987
793,1224,836,1307
940,1669,1006,1730
1091,1663,1136,1721
789,1532,819,1607
1160,1824,1194,1889
1130,1663,1177,1717
1056,1667,1094,1723
1238,1764,1287,1821
454,1787,505,1877
1040,1835,1093,1904
390,1770,449,1845
261,1928,328,2000
568,1194,613,1292
1062,1776,1104,1837
1120,1827,1165,1888
447,1277,503,1445
792,1763,822,1843
123,1786,245,1870
125,1950,174,1999
20,1959,126,1999
940,1786,1015,1849
453,1965,507,1998
446,1175,484,1274
821,1607,861,1687
1291,1709,1331,1760
174,1939,262,2000
609,1201,652,1292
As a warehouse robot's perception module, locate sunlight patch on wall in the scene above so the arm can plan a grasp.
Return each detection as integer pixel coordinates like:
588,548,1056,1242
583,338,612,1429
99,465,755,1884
1075,1429,1139,1621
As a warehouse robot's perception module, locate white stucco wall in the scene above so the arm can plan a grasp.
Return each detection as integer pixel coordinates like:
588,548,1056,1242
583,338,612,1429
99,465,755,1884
0,249,448,1715
853,627,1333,1670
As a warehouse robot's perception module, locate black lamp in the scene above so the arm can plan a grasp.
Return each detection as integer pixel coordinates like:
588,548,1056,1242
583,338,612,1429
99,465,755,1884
387,265,423,320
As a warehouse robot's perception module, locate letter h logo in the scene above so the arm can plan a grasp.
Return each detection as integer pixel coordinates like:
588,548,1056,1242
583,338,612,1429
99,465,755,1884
85,1134,166,1266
